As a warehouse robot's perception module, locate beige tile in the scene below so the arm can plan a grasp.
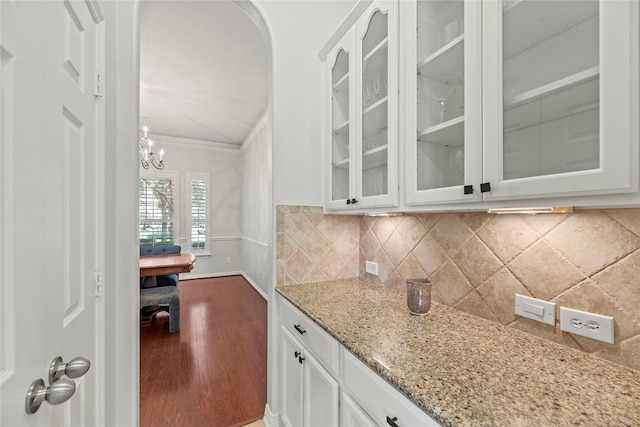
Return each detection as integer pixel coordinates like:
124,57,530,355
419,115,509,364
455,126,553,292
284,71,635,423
373,249,395,284
457,212,490,232
344,250,360,276
384,271,405,290
317,248,347,280
286,249,315,283
382,231,412,268
412,237,448,276
333,224,360,258
431,285,447,305
371,216,403,246
478,215,539,263
302,265,330,284
430,261,473,306
276,206,285,231
283,234,299,261
414,212,442,232
619,335,640,371
477,268,531,325
593,249,640,318
454,291,500,323
452,236,503,288
605,208,640,238
286,213,315,246
276,263,284,286
510,318,582,350
276,232,284,260
316,215,349,244
361,230,382,261
301,205,323,215
521,213,568,235
508,240,584,300
300,229,330,261
395,215,427,250
396,254,428,284
553,280,640,350
429,214,473,257
336,263,358,280
545,211,640,275
305,213,325,227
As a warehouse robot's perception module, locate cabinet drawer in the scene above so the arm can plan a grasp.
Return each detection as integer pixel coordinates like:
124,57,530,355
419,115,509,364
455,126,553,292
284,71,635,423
342,348,440,427
280,297,340,376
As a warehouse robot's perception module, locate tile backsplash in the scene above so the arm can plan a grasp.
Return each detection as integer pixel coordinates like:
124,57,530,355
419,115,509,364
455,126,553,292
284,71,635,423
277,205,640,371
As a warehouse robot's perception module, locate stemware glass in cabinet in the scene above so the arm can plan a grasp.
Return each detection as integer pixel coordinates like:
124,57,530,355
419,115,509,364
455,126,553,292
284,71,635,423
361,9,390,198
415,0,465,191
331,49,351,202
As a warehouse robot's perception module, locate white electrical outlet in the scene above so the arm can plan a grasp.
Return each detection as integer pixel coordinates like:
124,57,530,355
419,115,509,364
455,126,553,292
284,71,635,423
365,261,378,276
560,307,614,344
514,294,556,326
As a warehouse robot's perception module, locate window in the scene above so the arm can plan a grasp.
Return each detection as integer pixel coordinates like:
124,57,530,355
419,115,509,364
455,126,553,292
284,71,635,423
187,172,209,254
139,172,178,246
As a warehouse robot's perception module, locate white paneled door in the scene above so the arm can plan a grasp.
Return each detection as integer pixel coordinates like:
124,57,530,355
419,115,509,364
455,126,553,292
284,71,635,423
1,1,105,426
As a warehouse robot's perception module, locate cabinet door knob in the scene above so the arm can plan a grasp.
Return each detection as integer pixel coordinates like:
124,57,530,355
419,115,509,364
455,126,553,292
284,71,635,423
294,351,301,359
480,182,491,193
351,198,358,204
298,356,305,364
346,199,351,205
386,416,399,427
463,185,474,195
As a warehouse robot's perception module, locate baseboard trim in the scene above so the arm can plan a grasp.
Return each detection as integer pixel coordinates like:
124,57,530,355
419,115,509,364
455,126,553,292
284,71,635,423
183,271,242,280
242,273,268,301
263,404,279,427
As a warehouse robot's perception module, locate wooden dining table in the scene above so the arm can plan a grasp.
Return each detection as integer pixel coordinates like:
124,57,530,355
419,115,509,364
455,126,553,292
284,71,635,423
139,253,196,277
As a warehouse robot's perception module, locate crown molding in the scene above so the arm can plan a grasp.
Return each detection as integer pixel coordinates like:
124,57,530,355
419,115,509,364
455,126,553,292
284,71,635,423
146,133,242,153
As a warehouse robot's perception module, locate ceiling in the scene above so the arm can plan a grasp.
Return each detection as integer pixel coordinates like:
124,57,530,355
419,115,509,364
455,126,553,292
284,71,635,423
140,1,268,147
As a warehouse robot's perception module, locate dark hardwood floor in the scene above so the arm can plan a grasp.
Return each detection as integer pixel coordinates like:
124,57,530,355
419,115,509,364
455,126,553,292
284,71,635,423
140,275,267,427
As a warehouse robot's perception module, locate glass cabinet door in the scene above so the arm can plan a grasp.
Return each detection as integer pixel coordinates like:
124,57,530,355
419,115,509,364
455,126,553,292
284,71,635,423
484,0,638,200
502,0,599,181
405,0,481,205
330,48,352,204
356,2,398,208
416,0,465,192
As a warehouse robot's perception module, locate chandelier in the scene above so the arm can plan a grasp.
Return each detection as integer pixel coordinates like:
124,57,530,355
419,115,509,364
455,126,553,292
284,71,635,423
140,126,165,170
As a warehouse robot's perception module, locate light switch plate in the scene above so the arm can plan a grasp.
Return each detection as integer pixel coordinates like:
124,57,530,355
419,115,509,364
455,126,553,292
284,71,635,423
515,294,556,326
365,261,378,276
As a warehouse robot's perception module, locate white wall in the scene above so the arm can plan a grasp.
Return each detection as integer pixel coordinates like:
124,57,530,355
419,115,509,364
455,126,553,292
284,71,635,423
142,135,244,276
255,0,356,207
242,115,271,297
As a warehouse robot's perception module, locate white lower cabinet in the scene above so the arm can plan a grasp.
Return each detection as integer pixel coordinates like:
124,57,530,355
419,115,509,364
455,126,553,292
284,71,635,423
279,295,441,427
281,326,340,427
341,392,377,427
342,349,440,427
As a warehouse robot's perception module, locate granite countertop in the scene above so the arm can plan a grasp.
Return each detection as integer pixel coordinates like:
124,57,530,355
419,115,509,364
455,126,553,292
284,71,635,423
276,278,640,427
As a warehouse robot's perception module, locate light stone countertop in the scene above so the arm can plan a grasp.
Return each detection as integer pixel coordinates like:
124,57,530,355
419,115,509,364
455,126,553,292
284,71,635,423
276,278,640,427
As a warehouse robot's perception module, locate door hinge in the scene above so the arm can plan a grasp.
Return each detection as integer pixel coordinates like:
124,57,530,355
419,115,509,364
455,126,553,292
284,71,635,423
95,271,104,297
94,71,104,98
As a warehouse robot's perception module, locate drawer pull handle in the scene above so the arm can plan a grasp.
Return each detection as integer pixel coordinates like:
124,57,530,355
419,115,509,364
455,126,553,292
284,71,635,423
386,416,399,427
294,351,301,359
294,324,307,335
298,356,305,364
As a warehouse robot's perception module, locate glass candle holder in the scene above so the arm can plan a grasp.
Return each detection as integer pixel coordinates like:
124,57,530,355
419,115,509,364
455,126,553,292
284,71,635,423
406,278,432,316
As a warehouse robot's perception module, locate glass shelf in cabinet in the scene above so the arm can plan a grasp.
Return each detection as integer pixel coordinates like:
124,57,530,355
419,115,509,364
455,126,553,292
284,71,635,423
417,115,464,146
417,35,463,80
362,148,388,171
332,158,350,169
333,73,349,92
333,120,350,136
363,38,388,63
363,96,387,115
503,66,599,110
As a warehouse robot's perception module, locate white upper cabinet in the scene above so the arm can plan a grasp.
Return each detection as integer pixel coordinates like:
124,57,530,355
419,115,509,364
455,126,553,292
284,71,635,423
405,0,483,205
326,0,638,211
483,0,639,201
324,1,399,211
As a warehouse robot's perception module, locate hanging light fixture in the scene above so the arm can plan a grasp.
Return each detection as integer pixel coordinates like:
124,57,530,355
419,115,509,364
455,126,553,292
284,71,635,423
139,126,165,170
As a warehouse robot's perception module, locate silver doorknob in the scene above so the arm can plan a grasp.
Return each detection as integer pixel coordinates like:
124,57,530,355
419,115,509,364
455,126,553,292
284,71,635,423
49,356,91,384
25,378,76,414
